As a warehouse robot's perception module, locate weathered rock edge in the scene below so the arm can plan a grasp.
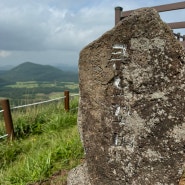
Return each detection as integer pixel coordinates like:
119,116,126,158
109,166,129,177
68,8,185,185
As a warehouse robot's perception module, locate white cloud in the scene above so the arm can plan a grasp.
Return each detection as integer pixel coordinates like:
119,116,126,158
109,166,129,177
0,50,11,58
0,0,184,66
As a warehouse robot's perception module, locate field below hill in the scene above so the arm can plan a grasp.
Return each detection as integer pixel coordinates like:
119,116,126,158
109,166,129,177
0,81,79,106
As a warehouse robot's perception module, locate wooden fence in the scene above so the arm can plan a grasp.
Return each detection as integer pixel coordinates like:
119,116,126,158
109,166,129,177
115,1,185,47
0,90,76,141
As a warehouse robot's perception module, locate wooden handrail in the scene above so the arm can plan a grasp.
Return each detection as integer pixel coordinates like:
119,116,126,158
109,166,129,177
115,1,185,48
167,21,185,29
121,1,185,18
0,91,75,141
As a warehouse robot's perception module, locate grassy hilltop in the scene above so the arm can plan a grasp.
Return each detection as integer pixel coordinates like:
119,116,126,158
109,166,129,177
0,62,78,83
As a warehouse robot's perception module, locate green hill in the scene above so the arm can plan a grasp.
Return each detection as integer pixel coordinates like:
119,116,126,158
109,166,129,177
0,62,78,82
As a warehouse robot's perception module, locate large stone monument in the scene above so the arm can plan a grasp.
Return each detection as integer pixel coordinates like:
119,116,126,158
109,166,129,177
68,8,185,185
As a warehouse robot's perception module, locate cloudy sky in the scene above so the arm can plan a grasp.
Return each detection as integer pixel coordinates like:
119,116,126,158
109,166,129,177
0,0,184,68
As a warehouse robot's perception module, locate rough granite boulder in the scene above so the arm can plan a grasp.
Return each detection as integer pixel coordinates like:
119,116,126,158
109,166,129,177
67,8,185,185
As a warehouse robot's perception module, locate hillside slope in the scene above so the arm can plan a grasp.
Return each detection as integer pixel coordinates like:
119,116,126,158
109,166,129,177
0,62,78,82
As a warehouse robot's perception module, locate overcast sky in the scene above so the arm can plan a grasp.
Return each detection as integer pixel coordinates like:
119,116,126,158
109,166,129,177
0,0,184,68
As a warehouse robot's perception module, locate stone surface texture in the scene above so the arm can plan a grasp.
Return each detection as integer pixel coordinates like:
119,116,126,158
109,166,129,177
68,8,185,185
67,163,91,185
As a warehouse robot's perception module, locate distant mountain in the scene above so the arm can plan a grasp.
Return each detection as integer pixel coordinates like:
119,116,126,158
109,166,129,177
0,62,78,82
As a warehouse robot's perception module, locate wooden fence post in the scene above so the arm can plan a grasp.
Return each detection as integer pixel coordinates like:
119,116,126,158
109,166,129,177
0,99,14,140
115,7,123,25
64,90,70,111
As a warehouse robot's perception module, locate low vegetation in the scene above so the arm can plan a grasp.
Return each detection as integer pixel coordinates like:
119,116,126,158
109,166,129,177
0,81,79,106
0,97,84,185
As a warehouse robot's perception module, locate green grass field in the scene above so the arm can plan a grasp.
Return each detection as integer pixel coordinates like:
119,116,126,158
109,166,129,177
0,97,83,185
0,81,79,106
6,81,79,89
4,81,79,95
